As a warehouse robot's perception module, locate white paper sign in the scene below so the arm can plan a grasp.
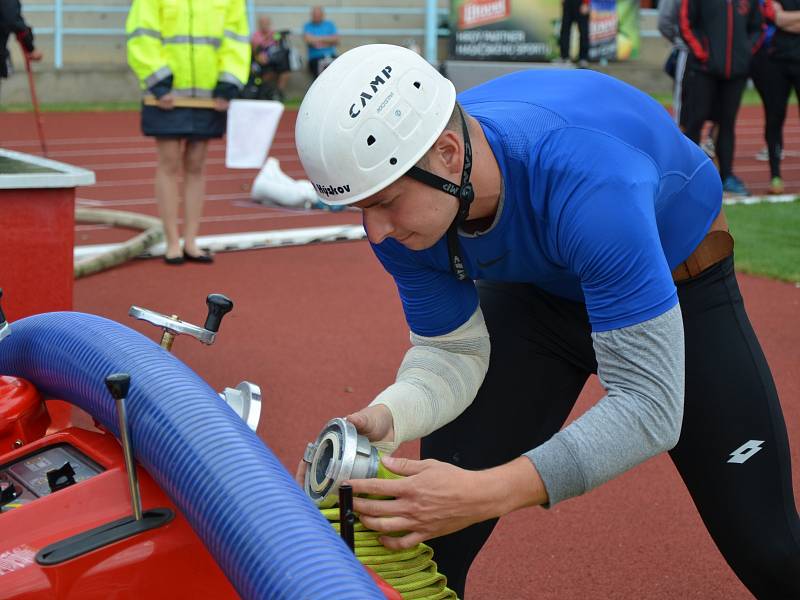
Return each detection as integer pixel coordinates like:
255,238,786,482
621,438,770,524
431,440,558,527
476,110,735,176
225,99,285,169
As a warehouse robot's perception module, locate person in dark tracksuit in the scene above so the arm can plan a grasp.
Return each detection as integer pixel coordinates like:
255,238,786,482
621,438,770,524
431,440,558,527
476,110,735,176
680,0,762,196
559,0,590,66
0,0,42,98
751,0,800,194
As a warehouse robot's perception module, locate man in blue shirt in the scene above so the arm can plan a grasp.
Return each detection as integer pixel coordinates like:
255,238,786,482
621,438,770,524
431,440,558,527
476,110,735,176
302,6,339,79
295,44,799,598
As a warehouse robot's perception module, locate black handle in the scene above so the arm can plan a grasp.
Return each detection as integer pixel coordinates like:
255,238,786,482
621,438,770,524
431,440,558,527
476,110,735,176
0,288,6,325
204,294,234,333
338,483,356,552
105,373,131,400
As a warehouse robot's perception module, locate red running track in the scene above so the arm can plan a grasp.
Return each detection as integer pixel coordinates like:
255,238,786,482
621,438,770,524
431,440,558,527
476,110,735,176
1,106,798,599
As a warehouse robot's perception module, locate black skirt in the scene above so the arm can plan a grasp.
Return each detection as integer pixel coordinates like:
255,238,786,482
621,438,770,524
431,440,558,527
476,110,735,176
141,105,227,139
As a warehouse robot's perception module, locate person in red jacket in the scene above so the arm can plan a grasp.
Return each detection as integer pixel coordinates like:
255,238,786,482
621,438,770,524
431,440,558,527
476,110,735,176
680,0,762,195
558,0,590,67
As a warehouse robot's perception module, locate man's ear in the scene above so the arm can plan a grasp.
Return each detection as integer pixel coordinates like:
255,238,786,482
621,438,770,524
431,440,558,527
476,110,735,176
430,130,462,176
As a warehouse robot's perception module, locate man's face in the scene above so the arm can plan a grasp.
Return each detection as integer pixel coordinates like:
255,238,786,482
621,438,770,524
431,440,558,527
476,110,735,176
258,17,271,32
355,175,458,251
311,7,324,22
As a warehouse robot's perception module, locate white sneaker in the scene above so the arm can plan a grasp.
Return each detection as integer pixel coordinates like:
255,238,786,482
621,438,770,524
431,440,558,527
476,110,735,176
755,146,785,161
700,137,716,159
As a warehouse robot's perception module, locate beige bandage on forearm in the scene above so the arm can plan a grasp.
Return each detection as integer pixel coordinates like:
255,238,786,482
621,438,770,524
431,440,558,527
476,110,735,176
369,307,491,453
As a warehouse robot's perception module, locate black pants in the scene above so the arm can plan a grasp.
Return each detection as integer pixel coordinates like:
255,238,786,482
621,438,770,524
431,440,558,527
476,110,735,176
308,55,334,79
422,256,800,599
680,68,748,180
751,51,800,179
559,0,589,61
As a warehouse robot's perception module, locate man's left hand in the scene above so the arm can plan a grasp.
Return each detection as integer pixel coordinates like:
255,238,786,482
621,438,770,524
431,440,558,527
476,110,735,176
28,50,43,61
214,98,230,111
347,455,546,550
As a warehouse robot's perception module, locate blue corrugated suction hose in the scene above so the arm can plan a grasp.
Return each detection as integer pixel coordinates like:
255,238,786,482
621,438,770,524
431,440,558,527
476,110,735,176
0,312,383,600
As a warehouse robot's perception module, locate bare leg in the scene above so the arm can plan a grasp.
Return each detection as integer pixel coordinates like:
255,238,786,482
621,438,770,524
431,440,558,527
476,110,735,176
155,139,184,259
182,139,209,257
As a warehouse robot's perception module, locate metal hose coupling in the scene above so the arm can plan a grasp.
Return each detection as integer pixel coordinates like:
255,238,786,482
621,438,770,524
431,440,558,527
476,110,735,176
303,417,380,508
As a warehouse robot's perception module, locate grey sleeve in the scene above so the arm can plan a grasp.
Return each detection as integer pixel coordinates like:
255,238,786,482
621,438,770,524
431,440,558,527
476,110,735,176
658,0,681,42
525,303,685,507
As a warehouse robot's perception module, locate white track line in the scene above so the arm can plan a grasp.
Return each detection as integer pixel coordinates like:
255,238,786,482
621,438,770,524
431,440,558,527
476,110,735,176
89,172,256,188
2,131,294,148
41,142,298,160
72,155,300,172
723,194,798,205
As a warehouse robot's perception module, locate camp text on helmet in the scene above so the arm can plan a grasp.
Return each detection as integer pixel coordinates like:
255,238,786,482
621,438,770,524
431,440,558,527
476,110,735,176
349,66,393,118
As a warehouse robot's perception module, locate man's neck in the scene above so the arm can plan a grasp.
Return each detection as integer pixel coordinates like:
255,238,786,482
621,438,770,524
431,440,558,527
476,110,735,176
464,115,502,222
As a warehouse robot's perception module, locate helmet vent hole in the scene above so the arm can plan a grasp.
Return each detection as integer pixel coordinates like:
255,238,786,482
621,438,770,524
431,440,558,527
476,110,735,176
389,157,398,165
413,81,421,89
367,135,376,146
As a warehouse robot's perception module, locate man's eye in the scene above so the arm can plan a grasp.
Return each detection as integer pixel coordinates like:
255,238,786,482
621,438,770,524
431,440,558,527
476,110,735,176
380,198,394,208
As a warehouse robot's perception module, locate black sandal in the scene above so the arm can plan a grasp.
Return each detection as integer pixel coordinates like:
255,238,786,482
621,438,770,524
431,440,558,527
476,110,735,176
183,250,214,264
164,255,185,265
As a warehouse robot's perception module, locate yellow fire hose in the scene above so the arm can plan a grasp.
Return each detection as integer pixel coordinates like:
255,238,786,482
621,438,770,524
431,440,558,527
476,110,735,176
321,508,458,600
303,418,458,598
320,459,458,600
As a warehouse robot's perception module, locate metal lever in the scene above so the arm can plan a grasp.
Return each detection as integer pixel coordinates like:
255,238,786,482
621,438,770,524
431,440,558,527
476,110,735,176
128,293,234,351
0,289,10,342
105,373,142,521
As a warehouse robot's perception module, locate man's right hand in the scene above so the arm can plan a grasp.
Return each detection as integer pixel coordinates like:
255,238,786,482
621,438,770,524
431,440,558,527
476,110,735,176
294,404,395,486
28,50,43,61
157,93,175,110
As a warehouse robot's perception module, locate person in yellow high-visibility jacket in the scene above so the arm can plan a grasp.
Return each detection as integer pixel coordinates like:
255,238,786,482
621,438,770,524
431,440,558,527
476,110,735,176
126,0,250,264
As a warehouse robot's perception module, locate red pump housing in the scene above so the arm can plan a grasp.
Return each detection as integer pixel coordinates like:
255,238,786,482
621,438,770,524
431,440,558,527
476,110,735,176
0,377,401,600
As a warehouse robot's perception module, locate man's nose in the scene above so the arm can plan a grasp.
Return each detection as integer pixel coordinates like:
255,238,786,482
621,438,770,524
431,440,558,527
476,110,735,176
363,209,393,244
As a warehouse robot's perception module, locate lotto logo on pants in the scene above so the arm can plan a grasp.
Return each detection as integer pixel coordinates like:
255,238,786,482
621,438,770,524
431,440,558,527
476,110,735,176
727,440,764,464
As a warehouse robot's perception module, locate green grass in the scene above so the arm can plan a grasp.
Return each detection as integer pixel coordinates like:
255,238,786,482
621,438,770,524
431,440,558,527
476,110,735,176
0,101,141,112
726,200,800,283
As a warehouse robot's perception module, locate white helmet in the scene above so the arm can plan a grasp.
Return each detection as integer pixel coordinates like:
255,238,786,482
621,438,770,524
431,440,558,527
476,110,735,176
295,44,457,206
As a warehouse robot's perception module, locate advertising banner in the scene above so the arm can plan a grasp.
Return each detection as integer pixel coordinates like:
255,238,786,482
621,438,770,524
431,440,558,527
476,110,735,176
450,0,640,62
450,0,561,61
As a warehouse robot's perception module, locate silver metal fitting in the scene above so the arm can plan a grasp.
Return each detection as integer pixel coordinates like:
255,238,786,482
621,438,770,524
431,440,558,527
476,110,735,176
219,381,262,432
0,322,9,342
303,417,380,508
129,306,216,345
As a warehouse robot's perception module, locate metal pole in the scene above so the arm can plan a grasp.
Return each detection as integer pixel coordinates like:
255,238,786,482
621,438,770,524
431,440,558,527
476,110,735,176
247,0,257,36
338,484,356,552
54,0,63,69
17,36,48,156
425,0,438,65
116,394,143,520
106,373,143,521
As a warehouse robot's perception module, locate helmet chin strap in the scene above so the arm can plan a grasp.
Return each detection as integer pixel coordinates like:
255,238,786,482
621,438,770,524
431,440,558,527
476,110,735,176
405,104,474,281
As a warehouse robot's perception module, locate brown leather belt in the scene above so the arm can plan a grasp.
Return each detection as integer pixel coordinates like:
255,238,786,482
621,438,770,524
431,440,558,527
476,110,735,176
672,210,734,282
